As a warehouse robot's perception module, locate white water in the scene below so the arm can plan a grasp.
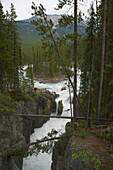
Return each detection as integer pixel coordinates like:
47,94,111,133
23,72,80,170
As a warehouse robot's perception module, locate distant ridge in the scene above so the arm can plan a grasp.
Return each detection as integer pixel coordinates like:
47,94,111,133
24,14,61,22
19,14,87,27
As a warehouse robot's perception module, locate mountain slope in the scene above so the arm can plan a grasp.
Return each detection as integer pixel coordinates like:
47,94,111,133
17,15,86,61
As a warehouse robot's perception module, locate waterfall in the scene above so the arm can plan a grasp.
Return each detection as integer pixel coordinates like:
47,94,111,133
23,71,80,170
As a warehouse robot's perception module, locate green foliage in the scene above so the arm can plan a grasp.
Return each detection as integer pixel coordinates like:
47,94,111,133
73,127,91,138
58,15,74,27
72,150,101,170
6,145,29,157
17,16,86,71
14,91,34,102
78,1,113,121
96,130,113,143
0,2,36,93
106,144,113,155
47,129,58,137
17,21,42,63
26,129,60,156
30,1,86,79
55,0,73,10
0,2,24,92
25,65,34,91
0,93,19,115
65,121,91,138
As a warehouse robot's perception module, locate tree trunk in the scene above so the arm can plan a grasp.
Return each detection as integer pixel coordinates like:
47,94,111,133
68,82,72,120
87,56,94,127
97,0,107,125
73,0,77,129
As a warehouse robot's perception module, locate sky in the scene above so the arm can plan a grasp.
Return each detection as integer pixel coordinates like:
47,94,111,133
1,0,96,20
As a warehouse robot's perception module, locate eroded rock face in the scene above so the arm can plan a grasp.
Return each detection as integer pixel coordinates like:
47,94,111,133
51,136,88,170
57,100,63,115
51,132,113,170
18,90,57,143
0,115,25,170
38,90,57,113
0,90,57,170
51,123,89,170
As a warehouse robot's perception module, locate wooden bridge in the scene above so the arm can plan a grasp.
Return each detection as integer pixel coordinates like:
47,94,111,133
8,114,113,122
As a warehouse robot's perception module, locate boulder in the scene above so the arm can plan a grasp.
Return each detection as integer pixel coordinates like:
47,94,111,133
61,86,66,91
52,91,59,98
57,100,63,115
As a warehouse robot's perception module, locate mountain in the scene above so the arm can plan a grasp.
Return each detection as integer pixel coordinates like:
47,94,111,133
17,15,86,60
21,14,87,28
24,15,61,26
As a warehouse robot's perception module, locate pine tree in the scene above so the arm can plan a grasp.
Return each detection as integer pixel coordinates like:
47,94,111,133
97,0,107,124
86,3,96,126
101,0,113,118
0,2,6,91
79,3,97,125
0,2,23,92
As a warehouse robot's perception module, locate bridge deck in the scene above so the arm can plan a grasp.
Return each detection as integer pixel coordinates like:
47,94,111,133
16,114,72,119
11,114,113,121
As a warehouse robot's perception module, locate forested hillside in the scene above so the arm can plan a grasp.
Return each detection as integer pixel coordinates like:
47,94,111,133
17,16,86,63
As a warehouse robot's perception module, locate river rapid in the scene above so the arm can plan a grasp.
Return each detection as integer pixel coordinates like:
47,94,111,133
23,73,80,170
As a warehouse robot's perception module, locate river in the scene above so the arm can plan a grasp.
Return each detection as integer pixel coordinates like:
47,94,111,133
23,72,80,170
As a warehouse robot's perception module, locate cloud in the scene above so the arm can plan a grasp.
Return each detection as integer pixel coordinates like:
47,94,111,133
1,0,71,20
1,0,96,20
1,0,32,20
25,7,32,16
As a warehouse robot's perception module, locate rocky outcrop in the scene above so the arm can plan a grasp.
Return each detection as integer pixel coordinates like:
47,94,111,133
0,115,25,170
0,90,57,170
51,136,88,170
51,128,113,170
61,86,66,91
57,100,63,115
17,90,57,143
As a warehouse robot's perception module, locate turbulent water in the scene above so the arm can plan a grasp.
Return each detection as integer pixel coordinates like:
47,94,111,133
23,72,80,170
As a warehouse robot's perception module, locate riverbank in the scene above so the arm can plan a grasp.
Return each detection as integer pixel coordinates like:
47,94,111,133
34,74,66,83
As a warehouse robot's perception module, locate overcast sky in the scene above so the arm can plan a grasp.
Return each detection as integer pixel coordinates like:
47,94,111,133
1,0,96,20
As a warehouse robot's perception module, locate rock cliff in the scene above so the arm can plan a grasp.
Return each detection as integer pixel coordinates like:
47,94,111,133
18,90,57,143
51,127,113,170
51,135,88,170
0,90,57,170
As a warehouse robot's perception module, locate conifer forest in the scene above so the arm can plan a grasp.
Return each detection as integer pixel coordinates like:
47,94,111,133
0,0,113,170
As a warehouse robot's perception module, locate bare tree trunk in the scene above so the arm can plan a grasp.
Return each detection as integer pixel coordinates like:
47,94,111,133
102,0,111,110
87,57,94,127
96,0,101,60
68,82,72,120
87,13,95,127
73,0,77,129
97,0,107,125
